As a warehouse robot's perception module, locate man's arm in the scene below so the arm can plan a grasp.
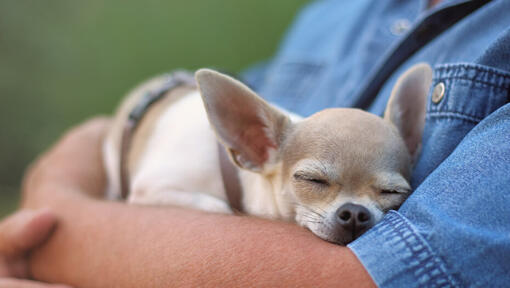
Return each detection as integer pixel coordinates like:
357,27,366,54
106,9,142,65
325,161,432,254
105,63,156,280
22,118,375,288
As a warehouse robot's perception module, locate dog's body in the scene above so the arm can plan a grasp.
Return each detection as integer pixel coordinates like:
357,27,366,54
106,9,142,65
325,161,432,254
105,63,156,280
104,64,432,244
104,81,296,217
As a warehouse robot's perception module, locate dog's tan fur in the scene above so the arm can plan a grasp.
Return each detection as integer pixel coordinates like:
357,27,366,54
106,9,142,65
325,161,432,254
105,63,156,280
104,64,433,244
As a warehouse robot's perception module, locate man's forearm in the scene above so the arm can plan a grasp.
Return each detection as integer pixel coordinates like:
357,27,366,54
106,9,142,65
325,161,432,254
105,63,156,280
27,193,374,288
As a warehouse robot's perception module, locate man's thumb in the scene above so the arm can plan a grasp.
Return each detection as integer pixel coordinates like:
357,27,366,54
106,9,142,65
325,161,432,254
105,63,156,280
0,209,56,257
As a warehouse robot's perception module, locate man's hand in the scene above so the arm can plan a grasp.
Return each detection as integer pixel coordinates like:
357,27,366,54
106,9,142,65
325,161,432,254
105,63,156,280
22,117,110,209
0,117,108,288
0,209,71,288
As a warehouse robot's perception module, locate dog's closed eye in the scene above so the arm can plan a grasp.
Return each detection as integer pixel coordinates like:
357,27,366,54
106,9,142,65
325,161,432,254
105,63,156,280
378,184,411,195
380,189,404,195
373,172,411,195
293,172,329,186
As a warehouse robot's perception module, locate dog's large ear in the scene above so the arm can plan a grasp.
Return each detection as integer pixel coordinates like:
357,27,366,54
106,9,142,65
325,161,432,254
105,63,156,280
196,69,291,172
384,63,433,160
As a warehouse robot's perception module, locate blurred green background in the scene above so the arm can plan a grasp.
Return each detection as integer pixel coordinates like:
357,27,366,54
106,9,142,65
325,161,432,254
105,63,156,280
0,0,309,217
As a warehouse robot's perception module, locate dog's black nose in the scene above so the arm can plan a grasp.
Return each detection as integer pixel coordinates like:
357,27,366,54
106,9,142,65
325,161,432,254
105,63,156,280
336,203,372,237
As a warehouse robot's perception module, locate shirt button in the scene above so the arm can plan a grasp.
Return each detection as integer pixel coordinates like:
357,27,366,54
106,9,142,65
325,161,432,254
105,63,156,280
390,19,411,36
432,82,445,104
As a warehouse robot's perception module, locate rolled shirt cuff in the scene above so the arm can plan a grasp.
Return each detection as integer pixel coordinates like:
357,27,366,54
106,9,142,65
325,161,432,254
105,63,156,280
347,211,459,288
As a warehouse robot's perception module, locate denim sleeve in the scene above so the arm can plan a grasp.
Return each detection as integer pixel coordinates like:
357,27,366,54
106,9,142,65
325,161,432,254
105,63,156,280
348,103,510,287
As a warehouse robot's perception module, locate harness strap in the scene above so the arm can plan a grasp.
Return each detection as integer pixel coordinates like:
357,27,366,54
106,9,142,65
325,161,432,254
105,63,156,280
119,71,197,199
119,70,244,213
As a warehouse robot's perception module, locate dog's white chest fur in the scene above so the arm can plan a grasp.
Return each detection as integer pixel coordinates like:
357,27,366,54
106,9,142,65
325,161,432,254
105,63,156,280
129,92,224,204
106,91,288,218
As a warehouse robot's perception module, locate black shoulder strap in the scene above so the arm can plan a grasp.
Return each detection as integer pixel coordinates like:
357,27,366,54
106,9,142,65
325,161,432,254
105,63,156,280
354,0,492,110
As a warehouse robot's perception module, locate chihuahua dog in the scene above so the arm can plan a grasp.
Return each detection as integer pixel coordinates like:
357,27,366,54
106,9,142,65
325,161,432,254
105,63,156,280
104,63,432,245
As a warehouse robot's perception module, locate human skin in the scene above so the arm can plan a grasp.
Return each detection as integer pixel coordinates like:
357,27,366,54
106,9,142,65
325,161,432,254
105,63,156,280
21,118,376,288
0,209,71,288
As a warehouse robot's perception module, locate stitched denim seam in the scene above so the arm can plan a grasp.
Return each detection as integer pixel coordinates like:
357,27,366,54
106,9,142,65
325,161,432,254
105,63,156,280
429,64,510,122
385,211,459,287
434,63,510,79
426,111,482,123
432,76,510,89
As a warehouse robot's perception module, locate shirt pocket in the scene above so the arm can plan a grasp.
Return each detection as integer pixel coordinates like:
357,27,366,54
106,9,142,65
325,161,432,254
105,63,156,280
259,56,325,115
412,63,510,188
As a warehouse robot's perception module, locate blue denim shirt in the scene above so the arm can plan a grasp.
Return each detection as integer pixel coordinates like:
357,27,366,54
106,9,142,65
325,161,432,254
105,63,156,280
241,0,510,287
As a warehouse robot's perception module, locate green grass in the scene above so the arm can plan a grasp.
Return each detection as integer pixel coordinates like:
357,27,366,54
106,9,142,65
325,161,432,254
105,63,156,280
0,186,20,218
0,0,309,216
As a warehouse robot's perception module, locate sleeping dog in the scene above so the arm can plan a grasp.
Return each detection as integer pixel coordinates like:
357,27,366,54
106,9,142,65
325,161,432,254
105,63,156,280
103,63,432,245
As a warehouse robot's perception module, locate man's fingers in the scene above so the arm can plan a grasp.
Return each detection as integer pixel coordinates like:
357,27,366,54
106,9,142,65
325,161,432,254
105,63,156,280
0,210,57,257
21,117,111,204
54,116,111,154
26,116,111,175
0,278,72,288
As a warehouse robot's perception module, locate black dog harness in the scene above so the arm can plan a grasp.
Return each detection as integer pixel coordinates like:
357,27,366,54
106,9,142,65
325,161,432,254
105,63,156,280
118,71,243,213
